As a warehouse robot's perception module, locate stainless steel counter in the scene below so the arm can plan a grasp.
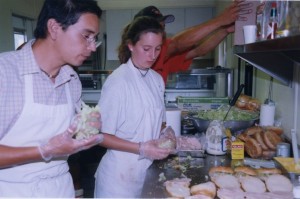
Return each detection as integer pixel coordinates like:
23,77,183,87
140,154,232,198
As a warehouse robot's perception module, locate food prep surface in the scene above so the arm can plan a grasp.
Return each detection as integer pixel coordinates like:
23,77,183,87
140,154,231,198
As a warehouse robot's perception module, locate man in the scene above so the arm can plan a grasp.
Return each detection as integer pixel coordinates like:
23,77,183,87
134,1,251,82
0,0,103,197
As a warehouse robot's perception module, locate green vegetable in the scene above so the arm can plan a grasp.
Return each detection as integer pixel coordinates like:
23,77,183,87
195,105,259,121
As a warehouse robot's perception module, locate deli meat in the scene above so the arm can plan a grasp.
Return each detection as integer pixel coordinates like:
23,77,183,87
176,136,202,150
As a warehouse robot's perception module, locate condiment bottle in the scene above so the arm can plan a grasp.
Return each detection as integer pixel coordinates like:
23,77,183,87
205,120,227,155
256,1,266,40
267,2,278,40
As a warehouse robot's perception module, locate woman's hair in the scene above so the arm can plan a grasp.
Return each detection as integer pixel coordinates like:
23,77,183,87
34,0,102,39
118,16,165,64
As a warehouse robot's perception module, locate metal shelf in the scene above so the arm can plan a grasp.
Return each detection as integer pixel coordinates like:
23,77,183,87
234,35,300,86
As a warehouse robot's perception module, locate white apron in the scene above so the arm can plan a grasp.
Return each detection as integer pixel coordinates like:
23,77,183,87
94,61,165,198
0,75,75,197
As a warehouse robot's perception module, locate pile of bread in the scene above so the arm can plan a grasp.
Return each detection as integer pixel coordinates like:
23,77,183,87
164,166,293,199
235,94,261,111
237,126,284,159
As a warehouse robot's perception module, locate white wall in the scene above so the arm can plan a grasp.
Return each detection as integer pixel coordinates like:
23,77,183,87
0,0,43,52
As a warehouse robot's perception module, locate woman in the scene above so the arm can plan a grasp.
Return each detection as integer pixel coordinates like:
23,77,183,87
94,16,172,197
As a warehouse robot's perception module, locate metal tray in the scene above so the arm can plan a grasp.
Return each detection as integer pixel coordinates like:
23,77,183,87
176,150,206,158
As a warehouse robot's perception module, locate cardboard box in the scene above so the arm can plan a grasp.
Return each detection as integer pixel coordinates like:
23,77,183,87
177,97,229,112
231,141,245,160
234,1,260,45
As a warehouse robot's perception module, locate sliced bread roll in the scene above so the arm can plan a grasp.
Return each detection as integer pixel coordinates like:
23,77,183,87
217,188,245,199
208,166,234,182
164,178,191,198
240,176,266,193
214,174,240,189
190,181,216,198
265,174,293,192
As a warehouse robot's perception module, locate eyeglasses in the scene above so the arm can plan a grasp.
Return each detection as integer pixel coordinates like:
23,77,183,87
81,33,102,48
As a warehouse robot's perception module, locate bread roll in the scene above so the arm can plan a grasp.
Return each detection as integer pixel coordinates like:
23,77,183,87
190,181,216,198
164,178,191,198
236,94,250,108
244,126,263,136
256,168,282,181
217,188,245,199
263,130,282,150
265,174,293,192
254,130,269,150
240,176,266,193
208,166,234,182
214,175,240,189
245,137,262,158
234,166,257,176
245,98,261,111
264,126,284,136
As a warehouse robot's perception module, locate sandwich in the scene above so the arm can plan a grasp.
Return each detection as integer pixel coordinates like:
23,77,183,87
239,176,266,193
190,181,216,198
164,177,191,198
208,166,240,189
208,166,234,182
256,168,282,181
234,166,257,180
265,174,293,193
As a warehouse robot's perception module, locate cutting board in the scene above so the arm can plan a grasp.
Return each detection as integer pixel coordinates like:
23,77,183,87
274,157,300,174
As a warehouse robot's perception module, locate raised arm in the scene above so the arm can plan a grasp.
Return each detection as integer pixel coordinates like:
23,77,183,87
165,0,250,60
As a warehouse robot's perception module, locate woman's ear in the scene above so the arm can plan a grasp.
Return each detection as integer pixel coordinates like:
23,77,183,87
47,19,60,40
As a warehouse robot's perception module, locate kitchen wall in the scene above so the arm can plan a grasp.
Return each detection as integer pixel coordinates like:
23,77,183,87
0,0,299,141
0,0,43,52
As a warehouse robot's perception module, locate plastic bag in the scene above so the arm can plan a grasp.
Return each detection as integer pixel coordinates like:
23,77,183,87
157,126,177,150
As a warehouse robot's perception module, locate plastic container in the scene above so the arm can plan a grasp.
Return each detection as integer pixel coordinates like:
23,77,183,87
205,120,228,155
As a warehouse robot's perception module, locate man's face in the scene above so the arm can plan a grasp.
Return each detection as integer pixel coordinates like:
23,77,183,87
56,13,100,67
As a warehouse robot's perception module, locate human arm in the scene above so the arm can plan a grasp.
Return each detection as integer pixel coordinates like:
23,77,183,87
99,133,171,160
0,113,103,168
165,0,250,60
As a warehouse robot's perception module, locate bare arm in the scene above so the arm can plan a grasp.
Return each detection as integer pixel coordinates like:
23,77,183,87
165,0,248,60
99,133,140,154
185,26,232,60
0,145,41,169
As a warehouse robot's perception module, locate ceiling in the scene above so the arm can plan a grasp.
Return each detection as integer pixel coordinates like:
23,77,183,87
96,0,217,10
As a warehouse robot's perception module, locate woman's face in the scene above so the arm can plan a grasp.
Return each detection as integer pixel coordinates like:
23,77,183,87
129,32,163,70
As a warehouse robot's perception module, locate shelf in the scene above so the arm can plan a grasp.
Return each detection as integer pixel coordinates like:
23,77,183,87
234,35,300,86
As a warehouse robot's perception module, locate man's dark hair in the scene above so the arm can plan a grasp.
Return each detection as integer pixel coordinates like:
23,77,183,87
34,0,102,39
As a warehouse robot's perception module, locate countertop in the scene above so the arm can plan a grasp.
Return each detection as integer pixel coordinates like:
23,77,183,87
140,154,233,198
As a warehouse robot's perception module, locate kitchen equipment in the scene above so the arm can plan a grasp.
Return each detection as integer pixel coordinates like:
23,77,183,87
186,115,258,133
223,84,245,121
276,142,291,157
165,67,233,107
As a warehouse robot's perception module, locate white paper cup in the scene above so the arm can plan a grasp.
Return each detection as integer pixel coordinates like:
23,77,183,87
243,25,257,44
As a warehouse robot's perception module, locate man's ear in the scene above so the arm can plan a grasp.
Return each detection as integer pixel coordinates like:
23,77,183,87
47,19,60,40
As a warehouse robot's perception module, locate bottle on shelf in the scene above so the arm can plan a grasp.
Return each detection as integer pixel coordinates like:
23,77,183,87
256,1,266,40
266,2,278,40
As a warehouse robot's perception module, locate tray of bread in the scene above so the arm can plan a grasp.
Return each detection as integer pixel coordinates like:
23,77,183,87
162,165,293,199
236,125,285,159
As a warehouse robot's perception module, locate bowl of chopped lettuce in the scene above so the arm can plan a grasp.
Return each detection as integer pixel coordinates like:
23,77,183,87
186,105,259,133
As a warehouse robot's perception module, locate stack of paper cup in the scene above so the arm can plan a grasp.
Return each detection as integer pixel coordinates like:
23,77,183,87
166,108,182,137
259,104,275,126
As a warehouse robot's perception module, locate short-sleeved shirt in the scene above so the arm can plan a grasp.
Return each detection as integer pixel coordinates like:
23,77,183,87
151,38,193,83
0,40,82,139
